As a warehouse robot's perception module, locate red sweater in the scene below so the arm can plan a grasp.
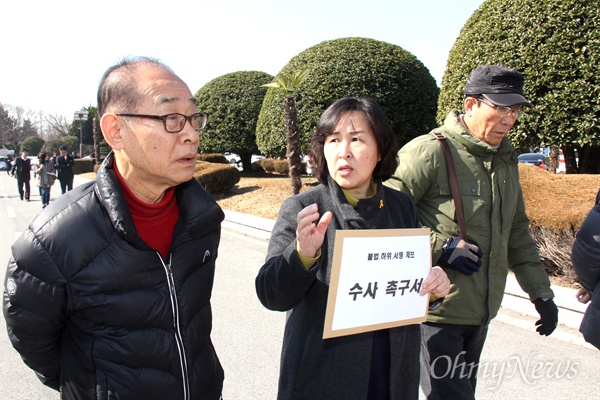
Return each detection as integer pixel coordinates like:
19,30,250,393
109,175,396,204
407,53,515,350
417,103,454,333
114,165,179,259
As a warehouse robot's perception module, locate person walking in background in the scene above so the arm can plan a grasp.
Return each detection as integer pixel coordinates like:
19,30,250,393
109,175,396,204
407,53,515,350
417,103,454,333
34,152,55,208
49,151,57,168
256,97,450,400
5,156,12,175
10,148,31,201
55,145,75,194
385,65,558,399
3,56,223,399
572,188,600,350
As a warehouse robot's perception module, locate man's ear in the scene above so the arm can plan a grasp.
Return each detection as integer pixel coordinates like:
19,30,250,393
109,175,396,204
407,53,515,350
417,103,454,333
100,113,125,150
464,97,479,117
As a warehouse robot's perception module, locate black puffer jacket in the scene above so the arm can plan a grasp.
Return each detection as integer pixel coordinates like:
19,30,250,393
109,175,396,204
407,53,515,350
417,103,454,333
3,153,225,400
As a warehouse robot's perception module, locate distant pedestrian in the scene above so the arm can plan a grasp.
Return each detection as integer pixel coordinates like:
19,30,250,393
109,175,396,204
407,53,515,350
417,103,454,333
34,152,55,208
10,149,31,201
55,146,75,194
5,156,12,175
49,152,57,168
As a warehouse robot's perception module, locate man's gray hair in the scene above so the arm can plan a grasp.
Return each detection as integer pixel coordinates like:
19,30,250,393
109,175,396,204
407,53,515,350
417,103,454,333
97,56,175,117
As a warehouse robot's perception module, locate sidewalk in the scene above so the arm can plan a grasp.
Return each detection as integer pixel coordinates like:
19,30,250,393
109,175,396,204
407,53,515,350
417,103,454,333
221,210,588,341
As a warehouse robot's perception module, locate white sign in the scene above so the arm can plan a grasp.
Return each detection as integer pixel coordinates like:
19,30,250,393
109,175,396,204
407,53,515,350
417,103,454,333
323,228,431,339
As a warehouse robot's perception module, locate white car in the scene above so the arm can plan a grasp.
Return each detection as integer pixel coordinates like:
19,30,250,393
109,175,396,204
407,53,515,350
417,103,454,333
223,152,241,165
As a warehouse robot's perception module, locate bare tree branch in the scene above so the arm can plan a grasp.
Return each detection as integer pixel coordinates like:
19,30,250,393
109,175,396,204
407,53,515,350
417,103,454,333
44,113,71,138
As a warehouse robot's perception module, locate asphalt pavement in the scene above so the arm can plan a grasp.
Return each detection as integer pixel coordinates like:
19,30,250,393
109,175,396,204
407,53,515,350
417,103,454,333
1,173,598,400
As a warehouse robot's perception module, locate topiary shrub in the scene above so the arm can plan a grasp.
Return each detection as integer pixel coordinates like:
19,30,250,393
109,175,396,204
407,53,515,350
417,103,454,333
197,153,229,164
256,37,439,157
73,159,94,174
273,159,289,175
439,0,600,173
193,161,240,194
195,71,273,171
251,160,264,172
253,158,290,175
516,164,600,285
257,158,275,173
20,136,45,156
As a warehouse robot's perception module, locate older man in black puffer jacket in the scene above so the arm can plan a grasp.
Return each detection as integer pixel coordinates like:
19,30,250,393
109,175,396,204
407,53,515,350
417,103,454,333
3,57,224,400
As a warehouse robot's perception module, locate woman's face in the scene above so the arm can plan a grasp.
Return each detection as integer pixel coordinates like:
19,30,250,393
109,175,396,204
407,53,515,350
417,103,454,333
324,111,380,198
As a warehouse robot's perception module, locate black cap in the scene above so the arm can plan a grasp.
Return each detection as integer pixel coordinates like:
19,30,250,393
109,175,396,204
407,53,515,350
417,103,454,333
464,65,532,107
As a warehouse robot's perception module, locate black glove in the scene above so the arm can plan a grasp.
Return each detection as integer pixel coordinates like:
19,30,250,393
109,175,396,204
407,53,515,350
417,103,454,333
437,237,483,275
533,298,558,336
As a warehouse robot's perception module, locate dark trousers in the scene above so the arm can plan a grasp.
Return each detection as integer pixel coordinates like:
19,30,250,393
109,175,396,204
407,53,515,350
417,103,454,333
420,322,489,400
60,178,73,194
17,178,30,200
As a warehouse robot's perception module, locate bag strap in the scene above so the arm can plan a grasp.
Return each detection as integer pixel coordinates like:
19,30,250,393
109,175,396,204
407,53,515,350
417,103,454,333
431,132,467,241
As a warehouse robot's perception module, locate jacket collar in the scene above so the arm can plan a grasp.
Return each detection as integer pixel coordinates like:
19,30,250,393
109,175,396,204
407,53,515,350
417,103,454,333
94,152,224,248
442,111,514,158
325,176,387,230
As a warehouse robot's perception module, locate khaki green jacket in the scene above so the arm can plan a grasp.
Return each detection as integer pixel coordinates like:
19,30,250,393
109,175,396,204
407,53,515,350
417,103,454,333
385,111,553,325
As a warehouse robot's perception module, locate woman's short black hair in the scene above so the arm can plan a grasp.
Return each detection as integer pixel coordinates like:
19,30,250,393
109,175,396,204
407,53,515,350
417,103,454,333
309,97,399,184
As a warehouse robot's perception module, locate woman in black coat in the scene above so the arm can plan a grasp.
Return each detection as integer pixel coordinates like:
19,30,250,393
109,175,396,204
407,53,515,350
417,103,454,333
256,97,450,400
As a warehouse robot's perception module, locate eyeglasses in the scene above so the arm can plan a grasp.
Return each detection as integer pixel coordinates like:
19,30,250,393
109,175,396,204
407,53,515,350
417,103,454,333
116,112,208,132
477,98,525,119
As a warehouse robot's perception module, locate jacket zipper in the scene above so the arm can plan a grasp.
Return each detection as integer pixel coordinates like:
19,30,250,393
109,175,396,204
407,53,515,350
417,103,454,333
160,254,190,400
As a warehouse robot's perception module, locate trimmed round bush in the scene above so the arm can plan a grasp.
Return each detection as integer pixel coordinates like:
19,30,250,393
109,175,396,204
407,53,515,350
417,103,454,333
256,37,439,157
439,0,599,172
193,161,240,194
197,153,229,164
73,159,95,174
195,71,273,168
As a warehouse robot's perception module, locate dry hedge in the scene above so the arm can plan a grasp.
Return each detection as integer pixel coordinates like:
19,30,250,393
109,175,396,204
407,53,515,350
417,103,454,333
519,165,599,286
193,161,240,194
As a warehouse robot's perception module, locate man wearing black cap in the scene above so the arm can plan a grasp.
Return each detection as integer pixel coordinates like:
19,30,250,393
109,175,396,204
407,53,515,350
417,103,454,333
10,148,32,201
386,65,558,399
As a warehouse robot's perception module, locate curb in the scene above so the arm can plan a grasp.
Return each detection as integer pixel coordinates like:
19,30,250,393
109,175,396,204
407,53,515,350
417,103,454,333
503,273,585,331
222,210,273,242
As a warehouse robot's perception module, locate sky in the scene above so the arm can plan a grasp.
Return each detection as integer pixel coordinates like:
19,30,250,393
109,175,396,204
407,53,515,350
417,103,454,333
0,0,485,122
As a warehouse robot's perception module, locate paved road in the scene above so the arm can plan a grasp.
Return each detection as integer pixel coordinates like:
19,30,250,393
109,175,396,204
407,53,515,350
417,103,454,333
0,173,597,399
